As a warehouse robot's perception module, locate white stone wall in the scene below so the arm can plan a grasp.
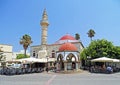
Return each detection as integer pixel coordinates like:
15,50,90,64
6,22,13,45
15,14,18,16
0,44,13,61
30,42,83,59
30,45,42,58
46,44,61,57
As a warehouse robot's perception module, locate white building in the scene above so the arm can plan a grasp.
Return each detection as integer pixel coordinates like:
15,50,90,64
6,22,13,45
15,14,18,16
0,44,13,61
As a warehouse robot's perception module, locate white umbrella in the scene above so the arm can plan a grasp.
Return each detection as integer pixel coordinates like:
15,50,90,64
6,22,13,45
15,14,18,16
91,57,115,62
112,59,120,62
33,58,56,63
16,57,37,63
16,57,56,63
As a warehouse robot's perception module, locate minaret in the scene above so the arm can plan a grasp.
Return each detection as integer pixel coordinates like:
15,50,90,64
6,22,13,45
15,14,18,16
40,9,49,45
38,9,49,58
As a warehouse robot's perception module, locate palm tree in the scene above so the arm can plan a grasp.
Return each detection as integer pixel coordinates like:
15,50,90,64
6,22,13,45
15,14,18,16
75,33,80,40
20,34,33,57
87,29,95,41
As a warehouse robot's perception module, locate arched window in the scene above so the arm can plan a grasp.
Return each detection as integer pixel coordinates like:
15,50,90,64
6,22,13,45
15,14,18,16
57,54,63,61
52,50,55,58
66,53,76,62
33,51,35,57
36,54,38,58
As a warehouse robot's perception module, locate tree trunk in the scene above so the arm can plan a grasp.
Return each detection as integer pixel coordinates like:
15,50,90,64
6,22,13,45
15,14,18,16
91,37,92,41
24,49,27,57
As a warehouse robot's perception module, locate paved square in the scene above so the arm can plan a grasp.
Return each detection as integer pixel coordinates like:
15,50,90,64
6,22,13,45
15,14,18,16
0,72,120,85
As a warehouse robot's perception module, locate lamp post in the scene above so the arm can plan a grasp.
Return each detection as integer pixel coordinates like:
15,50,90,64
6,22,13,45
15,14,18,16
87,56,91,71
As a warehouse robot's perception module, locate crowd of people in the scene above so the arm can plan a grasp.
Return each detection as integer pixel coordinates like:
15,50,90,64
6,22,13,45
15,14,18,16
0,63,44,75
90,65,120,74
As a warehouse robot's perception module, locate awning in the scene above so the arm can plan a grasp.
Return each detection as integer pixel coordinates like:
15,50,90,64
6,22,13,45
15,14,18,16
15,57,56,63
91,57,120,62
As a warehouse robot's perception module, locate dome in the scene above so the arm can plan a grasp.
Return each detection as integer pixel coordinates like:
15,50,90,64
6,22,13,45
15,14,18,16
59,42,78,51
54,34,79,44
59,34,76,40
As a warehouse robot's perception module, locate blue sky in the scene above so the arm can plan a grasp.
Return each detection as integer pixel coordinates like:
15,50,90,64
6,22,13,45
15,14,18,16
0,0,120,52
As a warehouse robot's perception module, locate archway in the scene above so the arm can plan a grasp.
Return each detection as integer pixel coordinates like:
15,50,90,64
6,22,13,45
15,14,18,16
57,54,64,70
66,53,77,70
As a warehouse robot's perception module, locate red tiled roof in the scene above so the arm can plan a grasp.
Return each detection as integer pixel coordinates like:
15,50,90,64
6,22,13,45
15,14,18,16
59,34,76,40
59,42,78,51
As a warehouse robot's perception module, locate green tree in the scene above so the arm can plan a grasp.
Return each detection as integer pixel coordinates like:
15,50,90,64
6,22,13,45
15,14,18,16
111,46,120,59
20,34,33,57
87,29,95,41
16,54,29,59
75,33,80,40
80,39,120,60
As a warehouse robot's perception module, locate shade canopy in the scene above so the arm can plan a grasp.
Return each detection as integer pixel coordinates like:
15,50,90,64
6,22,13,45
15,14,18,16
15,57,55,63
91,57,120,62
112,59,120,62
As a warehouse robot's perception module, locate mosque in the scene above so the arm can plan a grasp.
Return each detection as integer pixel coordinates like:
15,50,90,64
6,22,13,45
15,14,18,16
30,9,84,71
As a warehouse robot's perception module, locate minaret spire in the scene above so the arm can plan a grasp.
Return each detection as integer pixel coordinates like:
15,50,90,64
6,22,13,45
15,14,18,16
40,8,49,45
41,8,49,26
42,8,48,21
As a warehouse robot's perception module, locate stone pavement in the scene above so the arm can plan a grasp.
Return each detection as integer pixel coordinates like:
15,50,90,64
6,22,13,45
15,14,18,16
0,71,120,85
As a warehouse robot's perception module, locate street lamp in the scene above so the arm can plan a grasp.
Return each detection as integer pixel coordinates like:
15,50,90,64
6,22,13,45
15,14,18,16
87,56,91,71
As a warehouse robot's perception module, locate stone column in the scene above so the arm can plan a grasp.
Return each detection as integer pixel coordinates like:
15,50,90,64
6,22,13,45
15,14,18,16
64,62,67,71
78,62,80,69
76,63,79,70
56,63,59,70
79,61,82,69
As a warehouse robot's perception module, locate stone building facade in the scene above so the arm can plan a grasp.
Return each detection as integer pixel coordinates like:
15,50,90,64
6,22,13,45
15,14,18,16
30,9,84,71
0,44,13,61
